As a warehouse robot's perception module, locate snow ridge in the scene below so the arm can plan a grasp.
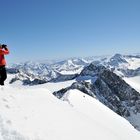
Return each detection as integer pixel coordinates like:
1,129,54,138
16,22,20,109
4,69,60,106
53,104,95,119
53,63,140,131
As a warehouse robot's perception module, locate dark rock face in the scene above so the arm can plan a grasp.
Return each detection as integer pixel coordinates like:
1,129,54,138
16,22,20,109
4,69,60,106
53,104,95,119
80,64,105,76
51,74,79,83
9,75,47,86
22,78,47,85
121,67,140,77
9,70,78,86
53,63,140,119
7,68,19,74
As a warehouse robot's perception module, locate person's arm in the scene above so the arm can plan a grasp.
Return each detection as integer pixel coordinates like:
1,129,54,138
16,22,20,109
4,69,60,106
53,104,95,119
0,48,9,55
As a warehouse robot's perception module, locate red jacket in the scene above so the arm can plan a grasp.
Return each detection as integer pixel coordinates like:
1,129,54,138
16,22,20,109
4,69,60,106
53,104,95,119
0,48,9,66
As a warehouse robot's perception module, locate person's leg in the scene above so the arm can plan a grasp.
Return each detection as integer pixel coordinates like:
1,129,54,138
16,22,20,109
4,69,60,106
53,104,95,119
0,67,7,86
0,68,3,85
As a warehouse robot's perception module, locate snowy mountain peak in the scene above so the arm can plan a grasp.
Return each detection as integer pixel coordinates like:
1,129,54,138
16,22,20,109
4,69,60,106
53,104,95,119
108,53,128,67
80,63,106,77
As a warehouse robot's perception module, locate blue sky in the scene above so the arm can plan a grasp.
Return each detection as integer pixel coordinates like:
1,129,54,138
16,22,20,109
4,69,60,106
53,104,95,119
0,0,140,63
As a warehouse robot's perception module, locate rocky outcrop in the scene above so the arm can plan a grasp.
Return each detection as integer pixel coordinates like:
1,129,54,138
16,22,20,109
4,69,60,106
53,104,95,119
53,63,140,129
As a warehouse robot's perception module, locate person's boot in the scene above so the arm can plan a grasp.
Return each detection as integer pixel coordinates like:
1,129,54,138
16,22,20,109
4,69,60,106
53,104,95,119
0,82,4,91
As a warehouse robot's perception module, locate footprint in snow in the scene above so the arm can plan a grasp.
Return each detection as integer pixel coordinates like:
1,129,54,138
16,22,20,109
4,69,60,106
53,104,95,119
6,120,12,125
5,104,10,109
2,98,8,102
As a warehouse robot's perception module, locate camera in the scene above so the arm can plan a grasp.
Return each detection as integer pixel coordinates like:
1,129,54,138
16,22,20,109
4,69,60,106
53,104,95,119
2,44,7,49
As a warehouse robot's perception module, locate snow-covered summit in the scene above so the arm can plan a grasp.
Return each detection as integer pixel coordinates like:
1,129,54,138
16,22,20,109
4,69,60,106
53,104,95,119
0,85,140,140
108,53,128,67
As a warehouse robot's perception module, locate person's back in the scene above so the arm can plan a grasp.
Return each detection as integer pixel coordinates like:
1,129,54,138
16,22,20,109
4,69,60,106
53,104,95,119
0,44,9,86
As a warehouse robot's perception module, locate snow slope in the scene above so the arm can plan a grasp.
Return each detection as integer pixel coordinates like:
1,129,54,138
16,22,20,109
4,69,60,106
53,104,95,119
126,57,140,70
124,76,140,92
0,84,140,140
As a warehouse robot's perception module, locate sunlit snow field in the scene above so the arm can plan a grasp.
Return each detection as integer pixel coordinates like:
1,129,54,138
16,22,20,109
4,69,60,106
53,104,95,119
0,74,140,140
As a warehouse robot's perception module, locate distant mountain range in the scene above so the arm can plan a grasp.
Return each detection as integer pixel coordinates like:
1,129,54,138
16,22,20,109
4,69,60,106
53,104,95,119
8,53,140,85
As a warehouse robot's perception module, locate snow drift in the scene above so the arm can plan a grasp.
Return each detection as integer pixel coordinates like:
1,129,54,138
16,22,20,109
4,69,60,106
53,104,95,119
0,85,140,140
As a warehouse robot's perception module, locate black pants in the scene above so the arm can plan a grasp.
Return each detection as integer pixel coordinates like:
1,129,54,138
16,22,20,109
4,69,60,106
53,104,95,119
0,66,7,85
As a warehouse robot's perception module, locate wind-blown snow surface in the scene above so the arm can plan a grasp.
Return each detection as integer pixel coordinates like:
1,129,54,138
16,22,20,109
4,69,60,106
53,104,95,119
0,84,140,140
124,76,140,92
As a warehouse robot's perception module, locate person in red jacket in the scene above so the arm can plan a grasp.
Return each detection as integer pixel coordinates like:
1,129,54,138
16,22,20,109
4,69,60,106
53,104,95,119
0,44,10,86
